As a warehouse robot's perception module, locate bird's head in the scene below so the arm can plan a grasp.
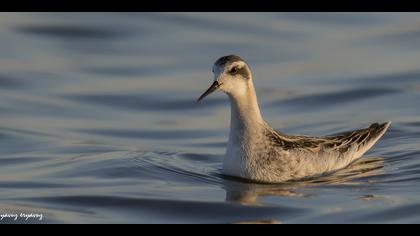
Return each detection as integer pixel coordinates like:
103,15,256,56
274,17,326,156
197,55,253,102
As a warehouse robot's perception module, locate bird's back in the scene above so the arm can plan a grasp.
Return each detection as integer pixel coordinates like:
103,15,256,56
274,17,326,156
275,122,390,154
257,122,391,182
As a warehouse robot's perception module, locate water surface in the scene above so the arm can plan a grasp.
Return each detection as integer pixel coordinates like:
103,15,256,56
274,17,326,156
0,12,420,224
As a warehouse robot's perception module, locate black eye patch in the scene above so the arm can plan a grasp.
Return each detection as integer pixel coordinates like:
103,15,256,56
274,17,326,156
229,66,249,79
229,67,239,74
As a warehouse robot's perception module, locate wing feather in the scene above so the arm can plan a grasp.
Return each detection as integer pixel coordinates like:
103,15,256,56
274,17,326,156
269,122,390,154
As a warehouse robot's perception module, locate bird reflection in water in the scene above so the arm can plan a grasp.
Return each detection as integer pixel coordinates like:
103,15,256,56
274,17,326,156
222,156,385,205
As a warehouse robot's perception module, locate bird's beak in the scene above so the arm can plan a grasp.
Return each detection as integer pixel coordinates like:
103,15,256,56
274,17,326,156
197,80,221,102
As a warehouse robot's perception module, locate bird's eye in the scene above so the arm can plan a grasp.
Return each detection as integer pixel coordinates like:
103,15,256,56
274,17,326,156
229,67,239,74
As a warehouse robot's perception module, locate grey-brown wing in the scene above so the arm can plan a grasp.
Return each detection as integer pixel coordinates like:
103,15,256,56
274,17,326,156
321,122,390,153
269,122,390,153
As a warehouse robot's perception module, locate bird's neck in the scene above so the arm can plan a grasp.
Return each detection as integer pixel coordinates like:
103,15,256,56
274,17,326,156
228,82,265,138
224,80,266,175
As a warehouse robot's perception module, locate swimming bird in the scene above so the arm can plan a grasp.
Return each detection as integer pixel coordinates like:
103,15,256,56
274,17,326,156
197,54,391,183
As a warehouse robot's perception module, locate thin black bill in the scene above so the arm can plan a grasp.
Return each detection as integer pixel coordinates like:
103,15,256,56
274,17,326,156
197,81,220,102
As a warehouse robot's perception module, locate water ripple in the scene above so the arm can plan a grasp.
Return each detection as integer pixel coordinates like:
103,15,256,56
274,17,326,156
0,74,23,89
15,24,132,40
72,128,221,140
356,203,420,223
269,87,400,110
277,13,386,26
22,195,308,223
64,93,227,111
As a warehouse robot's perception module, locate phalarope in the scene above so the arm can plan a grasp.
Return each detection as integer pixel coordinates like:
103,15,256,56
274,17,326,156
197,54,391,183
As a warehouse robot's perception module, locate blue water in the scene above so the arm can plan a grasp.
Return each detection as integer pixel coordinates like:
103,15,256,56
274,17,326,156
0,12,420,223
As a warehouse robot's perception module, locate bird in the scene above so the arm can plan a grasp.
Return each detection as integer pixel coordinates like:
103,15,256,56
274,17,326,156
197,54,391,183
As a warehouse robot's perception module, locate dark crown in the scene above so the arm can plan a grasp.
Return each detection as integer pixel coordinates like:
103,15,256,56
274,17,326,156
214,55,245,67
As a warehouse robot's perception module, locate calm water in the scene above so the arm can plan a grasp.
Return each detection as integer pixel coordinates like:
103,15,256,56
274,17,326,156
0,12,420,224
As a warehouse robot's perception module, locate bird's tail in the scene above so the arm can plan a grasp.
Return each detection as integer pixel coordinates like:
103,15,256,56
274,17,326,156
355,121,391,158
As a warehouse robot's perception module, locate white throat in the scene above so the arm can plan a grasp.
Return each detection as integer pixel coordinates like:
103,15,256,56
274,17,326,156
227,80,264,133
223,79,266,176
